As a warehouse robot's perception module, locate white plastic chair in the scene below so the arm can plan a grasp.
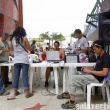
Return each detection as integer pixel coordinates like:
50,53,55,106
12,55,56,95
86,70,110,109
28,54,39,63
28,54,42,87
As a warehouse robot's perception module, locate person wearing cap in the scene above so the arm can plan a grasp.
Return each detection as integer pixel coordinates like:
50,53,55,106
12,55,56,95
58,40,110,109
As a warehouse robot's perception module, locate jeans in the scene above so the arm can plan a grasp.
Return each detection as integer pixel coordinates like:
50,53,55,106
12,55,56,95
12,63,29,90
0,73,5,93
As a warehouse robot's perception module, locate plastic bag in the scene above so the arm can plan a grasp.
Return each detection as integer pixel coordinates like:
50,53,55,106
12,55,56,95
79,53,88,63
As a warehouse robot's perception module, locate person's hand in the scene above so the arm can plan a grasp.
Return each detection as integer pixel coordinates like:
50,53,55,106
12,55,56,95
3,48,9,52
75,48,81,51
83,67,92,73
28,50,31,54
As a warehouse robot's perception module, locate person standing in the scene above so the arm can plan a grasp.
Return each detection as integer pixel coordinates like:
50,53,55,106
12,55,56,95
0,33,11,86
10,27,33,98
0,33,10,95
73,29,88,53
74,29,89,70
31,40,37,54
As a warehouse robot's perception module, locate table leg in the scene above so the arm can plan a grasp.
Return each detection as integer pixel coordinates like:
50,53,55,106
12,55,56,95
53,67,59,94
63,67,68,92
29,67,34,93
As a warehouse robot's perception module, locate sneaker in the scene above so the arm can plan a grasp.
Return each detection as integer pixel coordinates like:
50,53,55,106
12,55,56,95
61,101,76,109
45,81,49,87
57,92,70,99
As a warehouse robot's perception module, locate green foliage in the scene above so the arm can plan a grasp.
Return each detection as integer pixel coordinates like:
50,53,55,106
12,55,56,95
29,37,44,47
39,32,50,40
30,38,44,42
39,32,65,41
36,38,44,42
51,33,65,41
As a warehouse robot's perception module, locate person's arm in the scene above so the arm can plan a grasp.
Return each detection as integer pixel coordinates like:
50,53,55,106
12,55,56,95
2,42,11,52
2,47,10,52
83,67,109,77
60,48,65,60
76,47,88,53
24,37,32,52
9,41,14,51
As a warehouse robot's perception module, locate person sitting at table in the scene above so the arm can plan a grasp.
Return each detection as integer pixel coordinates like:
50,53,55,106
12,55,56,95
10,27,33,98
57,40,110,109
45,41,65,87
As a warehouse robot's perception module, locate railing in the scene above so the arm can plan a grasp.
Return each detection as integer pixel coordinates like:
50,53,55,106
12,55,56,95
84,0,104,35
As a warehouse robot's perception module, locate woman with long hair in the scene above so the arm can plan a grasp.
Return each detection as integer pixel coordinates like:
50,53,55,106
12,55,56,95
10,27,33,98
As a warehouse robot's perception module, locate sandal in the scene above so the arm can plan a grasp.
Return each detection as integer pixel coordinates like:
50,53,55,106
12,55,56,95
57,92,70,99
24,89,33,98
61,101,76,109
25,93,33,98
14,91,20,96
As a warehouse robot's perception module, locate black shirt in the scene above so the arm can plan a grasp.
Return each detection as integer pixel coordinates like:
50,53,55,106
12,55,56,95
94,52,110,82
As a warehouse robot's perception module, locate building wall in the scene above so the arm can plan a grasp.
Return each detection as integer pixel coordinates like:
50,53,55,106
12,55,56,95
0,0,23,34
101,0,110,12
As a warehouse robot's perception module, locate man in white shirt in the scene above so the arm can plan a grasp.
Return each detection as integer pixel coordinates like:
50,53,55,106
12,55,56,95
74,29,88,54
57,29,89,109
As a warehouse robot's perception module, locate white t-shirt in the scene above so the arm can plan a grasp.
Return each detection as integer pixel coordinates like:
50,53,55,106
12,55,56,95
12,37,29,64
75,36,88,49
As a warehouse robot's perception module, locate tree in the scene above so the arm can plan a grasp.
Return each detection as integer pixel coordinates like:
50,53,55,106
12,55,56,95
51,33,65,41
51,33,65,47
39,31,50,44
30,37,44,46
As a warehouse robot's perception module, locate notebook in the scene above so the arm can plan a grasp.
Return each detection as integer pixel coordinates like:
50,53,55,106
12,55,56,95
46,51,61,63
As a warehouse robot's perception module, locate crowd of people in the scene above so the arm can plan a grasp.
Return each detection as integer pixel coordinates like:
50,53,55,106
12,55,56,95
0,27,110,109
